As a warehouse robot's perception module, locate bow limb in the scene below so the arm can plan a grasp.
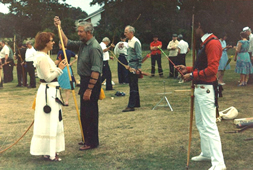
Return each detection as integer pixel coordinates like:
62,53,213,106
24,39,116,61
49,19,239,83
158,47,184,76
109,50,128,69
0,121,34,154
186,4,196,170
131,14,141,26
57,25,85,143
109,50,150,77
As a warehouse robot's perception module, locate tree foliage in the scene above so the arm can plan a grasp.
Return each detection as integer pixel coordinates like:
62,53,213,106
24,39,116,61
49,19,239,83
0,0,252,50
91,0,252,48
0,0,87,46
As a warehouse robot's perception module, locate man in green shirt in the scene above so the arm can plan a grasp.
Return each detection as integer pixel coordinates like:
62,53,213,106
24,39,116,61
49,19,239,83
122,25,142,112
54,16,103,150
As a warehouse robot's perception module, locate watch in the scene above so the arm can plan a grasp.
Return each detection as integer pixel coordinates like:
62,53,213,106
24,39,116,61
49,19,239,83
190,72,193,80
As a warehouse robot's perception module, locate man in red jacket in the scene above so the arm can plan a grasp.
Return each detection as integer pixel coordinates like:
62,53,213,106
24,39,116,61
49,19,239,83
150,35,163,77
176,11,226,170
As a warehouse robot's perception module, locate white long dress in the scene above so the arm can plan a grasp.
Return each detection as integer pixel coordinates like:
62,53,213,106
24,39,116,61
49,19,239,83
30,51,65,159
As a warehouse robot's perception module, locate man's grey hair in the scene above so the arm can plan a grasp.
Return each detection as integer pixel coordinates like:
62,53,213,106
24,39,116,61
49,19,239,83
26,41,32,45
102,37,110,43
125,25,135,34
75,20,94,34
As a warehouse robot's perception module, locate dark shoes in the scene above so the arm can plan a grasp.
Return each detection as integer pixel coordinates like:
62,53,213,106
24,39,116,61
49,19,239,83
122,107,135,112
27,86,36,88
79,145,97,151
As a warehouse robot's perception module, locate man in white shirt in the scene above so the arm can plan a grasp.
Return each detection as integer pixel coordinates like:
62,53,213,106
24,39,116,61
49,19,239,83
177,34,189,83
24,41,36,88
0,40,9,86
114,35,129,84
243,26,253,84
100,37,114,90
167,34,179,78
0,40,14,83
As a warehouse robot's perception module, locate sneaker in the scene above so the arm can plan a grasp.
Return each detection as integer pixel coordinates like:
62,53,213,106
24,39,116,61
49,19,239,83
122,107,135,112
191,155,211,162
208,165,226,170
178,79,184,83
218,82,225,86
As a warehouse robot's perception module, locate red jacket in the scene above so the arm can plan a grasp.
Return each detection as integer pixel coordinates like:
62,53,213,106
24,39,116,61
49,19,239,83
186,34,222,83
150,41,162,55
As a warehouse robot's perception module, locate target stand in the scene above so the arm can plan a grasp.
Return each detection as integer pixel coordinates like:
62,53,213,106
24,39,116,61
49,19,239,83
152,81,173,111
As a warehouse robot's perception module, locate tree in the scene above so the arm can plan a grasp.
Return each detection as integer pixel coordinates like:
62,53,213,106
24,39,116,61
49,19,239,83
91,0,253,48
0,0,88,43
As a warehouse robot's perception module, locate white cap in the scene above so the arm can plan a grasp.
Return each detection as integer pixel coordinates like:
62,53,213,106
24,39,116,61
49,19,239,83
243,26,250,31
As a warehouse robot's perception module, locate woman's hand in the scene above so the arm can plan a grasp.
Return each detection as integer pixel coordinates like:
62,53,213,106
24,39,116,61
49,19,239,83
58,59,67,70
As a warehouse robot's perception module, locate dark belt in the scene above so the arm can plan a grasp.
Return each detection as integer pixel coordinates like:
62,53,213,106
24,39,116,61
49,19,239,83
40,78,58,83
194,80,216,85
129,59,139,62
194,80,222,107
120,53,127,56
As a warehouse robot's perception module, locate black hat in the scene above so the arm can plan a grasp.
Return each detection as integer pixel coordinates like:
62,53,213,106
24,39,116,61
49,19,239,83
153,35,158,38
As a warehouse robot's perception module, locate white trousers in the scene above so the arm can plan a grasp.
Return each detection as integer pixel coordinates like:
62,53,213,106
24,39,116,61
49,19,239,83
194,84,225,167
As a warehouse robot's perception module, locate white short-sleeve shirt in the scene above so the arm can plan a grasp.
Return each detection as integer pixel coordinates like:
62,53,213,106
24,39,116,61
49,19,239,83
0,45,9,59
100,42,109,61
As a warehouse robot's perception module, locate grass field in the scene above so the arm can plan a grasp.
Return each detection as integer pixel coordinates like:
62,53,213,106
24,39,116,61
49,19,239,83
0,50,253,170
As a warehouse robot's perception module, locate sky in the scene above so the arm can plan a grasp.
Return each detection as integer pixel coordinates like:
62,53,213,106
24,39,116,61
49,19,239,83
0,0,102,15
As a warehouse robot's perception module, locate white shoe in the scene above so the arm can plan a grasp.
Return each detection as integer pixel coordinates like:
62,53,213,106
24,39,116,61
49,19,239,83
178,79,184,83
191,155,211,162
208,165,226,170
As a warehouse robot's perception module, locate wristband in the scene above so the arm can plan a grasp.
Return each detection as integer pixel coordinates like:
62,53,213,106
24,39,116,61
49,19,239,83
90,77,98,80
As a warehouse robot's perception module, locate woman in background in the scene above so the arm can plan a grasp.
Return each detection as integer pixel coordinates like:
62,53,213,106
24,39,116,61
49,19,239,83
30,32,66,161
218,33,232,85
234,31,253,86
55,42,77,106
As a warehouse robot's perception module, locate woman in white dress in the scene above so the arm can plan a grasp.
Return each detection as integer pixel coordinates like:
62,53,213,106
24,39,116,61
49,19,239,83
30,32,67,161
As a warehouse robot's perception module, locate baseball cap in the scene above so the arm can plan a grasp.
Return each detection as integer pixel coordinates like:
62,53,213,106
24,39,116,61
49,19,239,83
243,26,250,31
178,34,183,39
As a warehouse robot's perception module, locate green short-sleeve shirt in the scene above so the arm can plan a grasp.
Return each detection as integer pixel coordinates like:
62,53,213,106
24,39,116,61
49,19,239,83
67,37,103,76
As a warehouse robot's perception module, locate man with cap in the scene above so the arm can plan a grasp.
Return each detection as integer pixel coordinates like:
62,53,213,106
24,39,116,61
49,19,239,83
243,26,253,84
150,35,163,77
177,34,189,83
0,40,14,83
167,34,179,78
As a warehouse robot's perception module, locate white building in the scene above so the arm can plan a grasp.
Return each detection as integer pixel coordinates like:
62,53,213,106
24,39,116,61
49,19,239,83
78,8,105,27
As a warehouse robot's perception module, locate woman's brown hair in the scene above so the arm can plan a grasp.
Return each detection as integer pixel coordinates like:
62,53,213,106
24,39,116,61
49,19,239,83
34,32,55,51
